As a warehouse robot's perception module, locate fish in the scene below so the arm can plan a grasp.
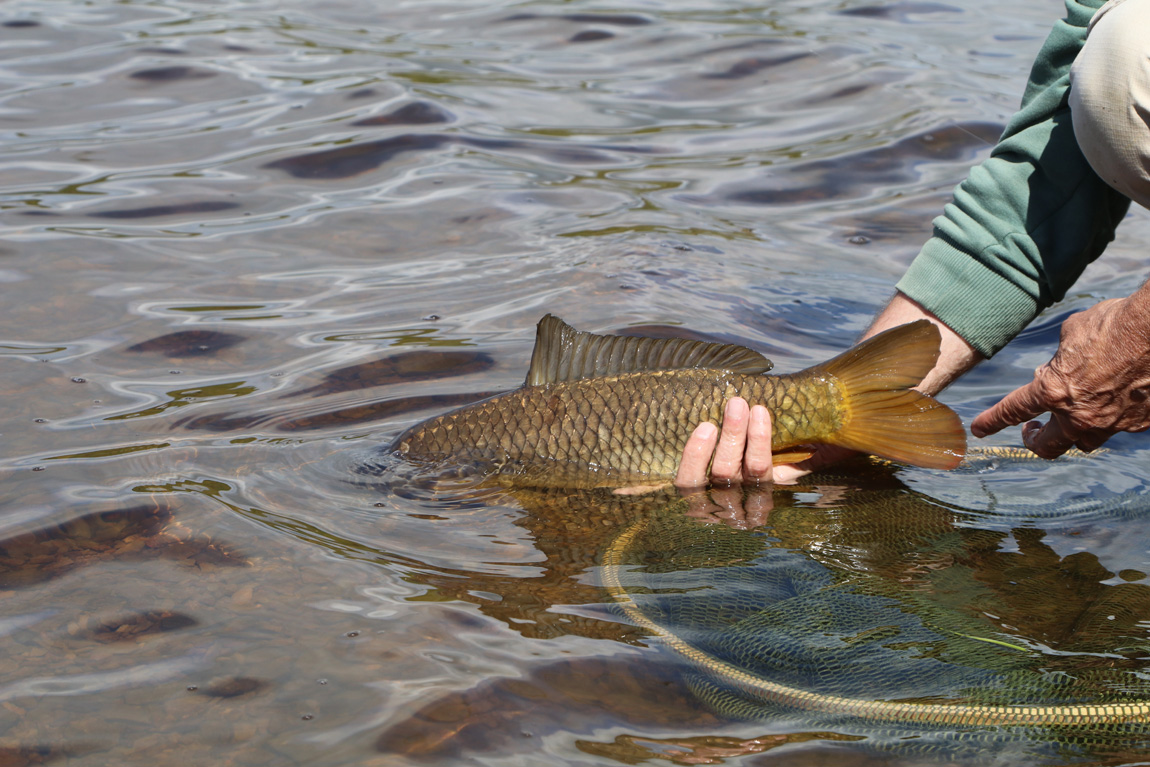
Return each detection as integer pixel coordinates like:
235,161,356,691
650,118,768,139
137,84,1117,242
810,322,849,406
390,314,966,488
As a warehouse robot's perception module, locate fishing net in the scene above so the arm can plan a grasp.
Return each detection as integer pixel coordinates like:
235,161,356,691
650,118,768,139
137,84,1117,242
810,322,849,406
603,453,1150,738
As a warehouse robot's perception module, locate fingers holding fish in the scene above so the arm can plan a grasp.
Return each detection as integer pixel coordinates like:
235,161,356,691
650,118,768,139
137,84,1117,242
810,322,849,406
743,404,773,482
674,421,719,488
710,398,752,483
674,399,773,487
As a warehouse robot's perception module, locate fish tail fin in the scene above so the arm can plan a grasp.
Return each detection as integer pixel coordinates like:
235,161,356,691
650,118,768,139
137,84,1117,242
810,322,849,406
815,320,966,470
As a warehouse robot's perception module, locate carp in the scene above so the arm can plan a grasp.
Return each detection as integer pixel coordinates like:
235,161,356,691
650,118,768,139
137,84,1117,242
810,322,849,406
391,315,966,488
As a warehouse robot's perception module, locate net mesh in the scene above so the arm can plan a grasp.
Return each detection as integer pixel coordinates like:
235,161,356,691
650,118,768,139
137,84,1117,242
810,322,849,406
609,454,1150,730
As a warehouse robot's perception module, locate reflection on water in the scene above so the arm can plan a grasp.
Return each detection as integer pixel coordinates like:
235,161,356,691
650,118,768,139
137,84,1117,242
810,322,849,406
617,465,1150,716
373,461,1150,765
4,0,1150,765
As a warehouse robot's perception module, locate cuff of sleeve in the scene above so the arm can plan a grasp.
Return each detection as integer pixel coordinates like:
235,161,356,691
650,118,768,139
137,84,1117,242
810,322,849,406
895,238,1039,358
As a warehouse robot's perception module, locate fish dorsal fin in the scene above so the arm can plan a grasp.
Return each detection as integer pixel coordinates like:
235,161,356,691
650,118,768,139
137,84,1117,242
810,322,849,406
525,314,773,386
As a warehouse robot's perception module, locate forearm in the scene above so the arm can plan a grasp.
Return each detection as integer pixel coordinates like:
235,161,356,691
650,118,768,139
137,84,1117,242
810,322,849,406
864,292,983,397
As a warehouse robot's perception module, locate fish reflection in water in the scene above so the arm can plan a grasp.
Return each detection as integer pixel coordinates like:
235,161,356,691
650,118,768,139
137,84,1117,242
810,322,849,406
373,482,820,762
374,458,1150,763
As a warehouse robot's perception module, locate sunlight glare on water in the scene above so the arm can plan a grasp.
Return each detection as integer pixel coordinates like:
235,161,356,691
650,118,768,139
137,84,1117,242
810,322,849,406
3,0,1150,765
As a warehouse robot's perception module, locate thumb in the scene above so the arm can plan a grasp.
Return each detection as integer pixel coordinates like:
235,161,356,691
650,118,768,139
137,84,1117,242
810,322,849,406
1021,417,1076,459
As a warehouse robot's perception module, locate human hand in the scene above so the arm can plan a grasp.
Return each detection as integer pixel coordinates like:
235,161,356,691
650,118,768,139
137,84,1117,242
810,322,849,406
674,398,774,487
970,297,1150,457
674,397,857,486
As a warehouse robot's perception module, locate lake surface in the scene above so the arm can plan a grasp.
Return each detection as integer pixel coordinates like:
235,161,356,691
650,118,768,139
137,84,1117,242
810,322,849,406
4,1,1150,765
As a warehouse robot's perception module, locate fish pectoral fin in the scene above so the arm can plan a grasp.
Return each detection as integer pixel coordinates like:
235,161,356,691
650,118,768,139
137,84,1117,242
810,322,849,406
771,450,813,465
525,314,773,386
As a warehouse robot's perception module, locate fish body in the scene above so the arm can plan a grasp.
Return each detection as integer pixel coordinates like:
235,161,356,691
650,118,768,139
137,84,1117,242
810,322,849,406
392,315,965,488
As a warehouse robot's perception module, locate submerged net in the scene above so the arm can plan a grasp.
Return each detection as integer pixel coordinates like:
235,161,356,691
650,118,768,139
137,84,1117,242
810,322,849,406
603,452,1150,737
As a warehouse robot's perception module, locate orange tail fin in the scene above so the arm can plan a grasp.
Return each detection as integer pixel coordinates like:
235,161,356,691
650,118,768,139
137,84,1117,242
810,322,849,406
813,320,966,470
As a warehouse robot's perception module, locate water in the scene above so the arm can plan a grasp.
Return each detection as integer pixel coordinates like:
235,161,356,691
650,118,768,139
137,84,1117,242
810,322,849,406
3,1,1150,764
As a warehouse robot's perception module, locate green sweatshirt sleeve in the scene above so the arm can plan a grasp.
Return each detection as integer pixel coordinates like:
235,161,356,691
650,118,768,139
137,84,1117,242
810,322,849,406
896,0,1130,358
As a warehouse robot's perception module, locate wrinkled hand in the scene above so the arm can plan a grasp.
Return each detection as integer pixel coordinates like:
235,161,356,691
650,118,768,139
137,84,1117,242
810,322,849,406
971,297,1150,457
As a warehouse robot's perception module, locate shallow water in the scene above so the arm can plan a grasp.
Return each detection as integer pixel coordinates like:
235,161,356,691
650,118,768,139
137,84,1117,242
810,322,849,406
4,1,1150,765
